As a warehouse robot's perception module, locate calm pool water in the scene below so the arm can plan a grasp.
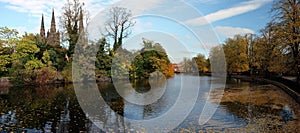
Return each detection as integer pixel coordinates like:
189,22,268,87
0,74,299,132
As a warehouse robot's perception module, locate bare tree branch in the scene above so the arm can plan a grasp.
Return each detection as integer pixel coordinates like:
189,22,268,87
104,7,135,53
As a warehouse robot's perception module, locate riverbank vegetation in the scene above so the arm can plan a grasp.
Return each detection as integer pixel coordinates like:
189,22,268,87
181,0,299,83
130,39,174,79
0,0,174,86
221,0,299,81
0,0,299,85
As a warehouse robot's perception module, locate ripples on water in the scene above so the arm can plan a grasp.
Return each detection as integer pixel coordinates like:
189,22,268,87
0,75,299,132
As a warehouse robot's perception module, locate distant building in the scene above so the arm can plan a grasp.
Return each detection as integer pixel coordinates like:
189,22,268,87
172,63,183,73
40,9,60,46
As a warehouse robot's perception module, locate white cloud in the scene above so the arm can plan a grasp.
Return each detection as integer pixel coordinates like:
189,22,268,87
196,0,218,4
113,0,163,15
5,5,27,12
185,0,272,26
0,0,109,18
1,0,53,15
214,26,254,38
0,0,164,34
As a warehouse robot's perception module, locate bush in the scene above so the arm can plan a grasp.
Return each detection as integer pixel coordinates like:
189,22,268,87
35,67,59,84
61,63,72,83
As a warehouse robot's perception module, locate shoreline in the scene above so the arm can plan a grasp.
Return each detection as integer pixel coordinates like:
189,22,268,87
231,75,300,104
0,76,112,88
2,75,299,104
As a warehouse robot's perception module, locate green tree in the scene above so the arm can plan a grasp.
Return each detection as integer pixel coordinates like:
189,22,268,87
72,38,98,82
11,33,40,64
0,26,19,53
192,54,209,73
10,33,43,84
206,58,211,72
34,34,48,58
130,54,143,78
24,59,44,70
32,34,67,71
0,46,10,73
130,39,174,79
0,27,19,75
95,38,112,76
42,50,52,66
48,46,67,71
60,0,85,57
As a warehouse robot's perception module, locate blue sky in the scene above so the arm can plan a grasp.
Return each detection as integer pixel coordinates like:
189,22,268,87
0,0,274,61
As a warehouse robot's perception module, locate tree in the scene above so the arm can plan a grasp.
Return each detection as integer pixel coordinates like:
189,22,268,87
272,0,300,80
0,27,19,74
42,50,52,67
244,33,257,75
11,34,40,64
95,38,112,76
130,39,174,79
254,23,288,77
223,35,249,74
31,34,67,71
192,54,208,73
73,45,96,82
105,7,135,52
0,26,19,54
209,46,225,73
206,58,211,72
0,46,10,73
10,33,43,84
60,0,86,57
181,57,197,73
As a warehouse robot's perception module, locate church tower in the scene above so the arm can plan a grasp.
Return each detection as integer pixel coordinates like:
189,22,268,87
46,9,60,46
39,9,60,46
79,8,84,34
40,14,45,39
50,9,56,34
77,7,87,47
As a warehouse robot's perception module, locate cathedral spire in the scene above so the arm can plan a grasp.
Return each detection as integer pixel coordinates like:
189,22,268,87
40,14,45,39
79,7,84,34
41,8,60,46
50,8,56,33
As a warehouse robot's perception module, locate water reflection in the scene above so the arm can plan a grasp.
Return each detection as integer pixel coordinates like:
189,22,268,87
0,75,299,132
207,82,300,132
0,85,89,132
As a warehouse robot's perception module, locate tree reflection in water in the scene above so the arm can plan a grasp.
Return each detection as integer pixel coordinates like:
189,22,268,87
0,75,299,132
